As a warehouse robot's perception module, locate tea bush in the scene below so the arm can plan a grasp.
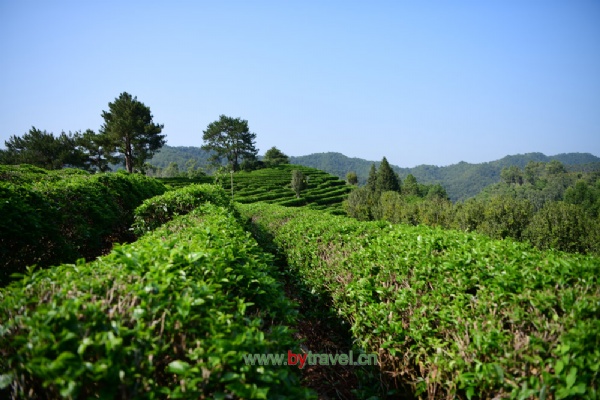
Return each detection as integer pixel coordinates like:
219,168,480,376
132,184,230,234
0,204,313,399
0,168,166,284
157,164,352,214
239,203,600,399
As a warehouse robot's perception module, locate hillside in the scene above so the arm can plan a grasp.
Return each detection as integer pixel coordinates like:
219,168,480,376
158,164,352,214
290,152,600,201
147,146,600,202
148,145,214,168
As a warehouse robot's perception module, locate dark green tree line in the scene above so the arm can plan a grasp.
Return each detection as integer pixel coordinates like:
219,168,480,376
0,127,110,172
1,92,165,174
344,159,599,254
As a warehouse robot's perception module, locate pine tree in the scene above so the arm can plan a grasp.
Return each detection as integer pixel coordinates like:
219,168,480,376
376,157,400,192
403,174,419,196
263,146,289,166
100,92,165,173
366,164,378,192
202,115,258,172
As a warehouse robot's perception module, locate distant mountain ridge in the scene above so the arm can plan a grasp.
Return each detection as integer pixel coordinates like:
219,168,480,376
289,152,600,201
148,146,600,201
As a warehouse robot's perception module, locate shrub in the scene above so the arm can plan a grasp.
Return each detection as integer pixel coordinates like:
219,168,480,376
132,184,229,234
240,203,600,399
0,169,166,284
0,205,313,399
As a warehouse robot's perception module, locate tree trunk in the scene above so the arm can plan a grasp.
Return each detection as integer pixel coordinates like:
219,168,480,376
125,137,132,173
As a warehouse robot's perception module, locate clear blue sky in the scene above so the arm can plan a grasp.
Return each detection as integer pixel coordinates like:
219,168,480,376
1,1,599,167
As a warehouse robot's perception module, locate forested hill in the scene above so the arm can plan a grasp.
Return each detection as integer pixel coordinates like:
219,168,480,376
149,145,213,168
289,152,600,201
148,146,600,202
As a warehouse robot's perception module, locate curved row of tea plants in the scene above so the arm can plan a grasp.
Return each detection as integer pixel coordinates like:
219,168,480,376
0,166,166,284
0,203,313,399
0,164,92,184
157,165,352,214
132,183,230,234
239,203,600,399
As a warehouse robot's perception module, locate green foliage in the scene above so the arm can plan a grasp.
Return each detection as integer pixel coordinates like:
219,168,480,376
239,202,600,399
0,205,313,399
345,168,599,255
453,198,486,232
376,157,400,192
132,184,230,234
0,127,89,170
343,187,378,221
100,92,165,173
366,164,377,191
202,115,258,172
148,145,216,171
426,183,449,200
524,202,593,253
500,165,524,185
0,167,166,284
478,160,586,211
402,173,419,196
290,151,600,201
158,164,351,214
346,171,358,185
565,179,600,218
477,195,534,241
77,129,111,172
162,161,181,177
291,170,307,198
263,146,289,167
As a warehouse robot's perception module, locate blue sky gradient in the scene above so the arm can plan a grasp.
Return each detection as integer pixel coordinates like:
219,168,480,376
1,1,599,167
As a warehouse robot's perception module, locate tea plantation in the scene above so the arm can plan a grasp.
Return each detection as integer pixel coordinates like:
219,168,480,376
239,203,600,399
158,164,352,214
1,167,598,399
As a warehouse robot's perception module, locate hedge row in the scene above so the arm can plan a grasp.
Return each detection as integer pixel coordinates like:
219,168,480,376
132,183,230,234
0,204,313,399
0,169,166,284
191,165,352,212
239,202,600,399
0,164,90,184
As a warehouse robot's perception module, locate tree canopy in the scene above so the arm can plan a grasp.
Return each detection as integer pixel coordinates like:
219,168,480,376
0,127,97,170
346,171,358,185
100,92,165,173
202,115,258,172
376,157,400,192
263,146,289,167
366,164,378,191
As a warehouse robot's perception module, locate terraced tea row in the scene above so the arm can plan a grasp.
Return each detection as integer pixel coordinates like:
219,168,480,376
0,200,313,399
239,202,600,399
0,166,166,284
158,165,352,214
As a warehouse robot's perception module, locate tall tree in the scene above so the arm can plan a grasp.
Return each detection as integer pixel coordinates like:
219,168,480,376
100,92,165,173
202,115,258,172
263,146,289,167
402,174,419,196
376,157,400,192
366,164,378,191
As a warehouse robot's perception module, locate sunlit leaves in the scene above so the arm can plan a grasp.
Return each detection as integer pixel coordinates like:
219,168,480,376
240,202,600,398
